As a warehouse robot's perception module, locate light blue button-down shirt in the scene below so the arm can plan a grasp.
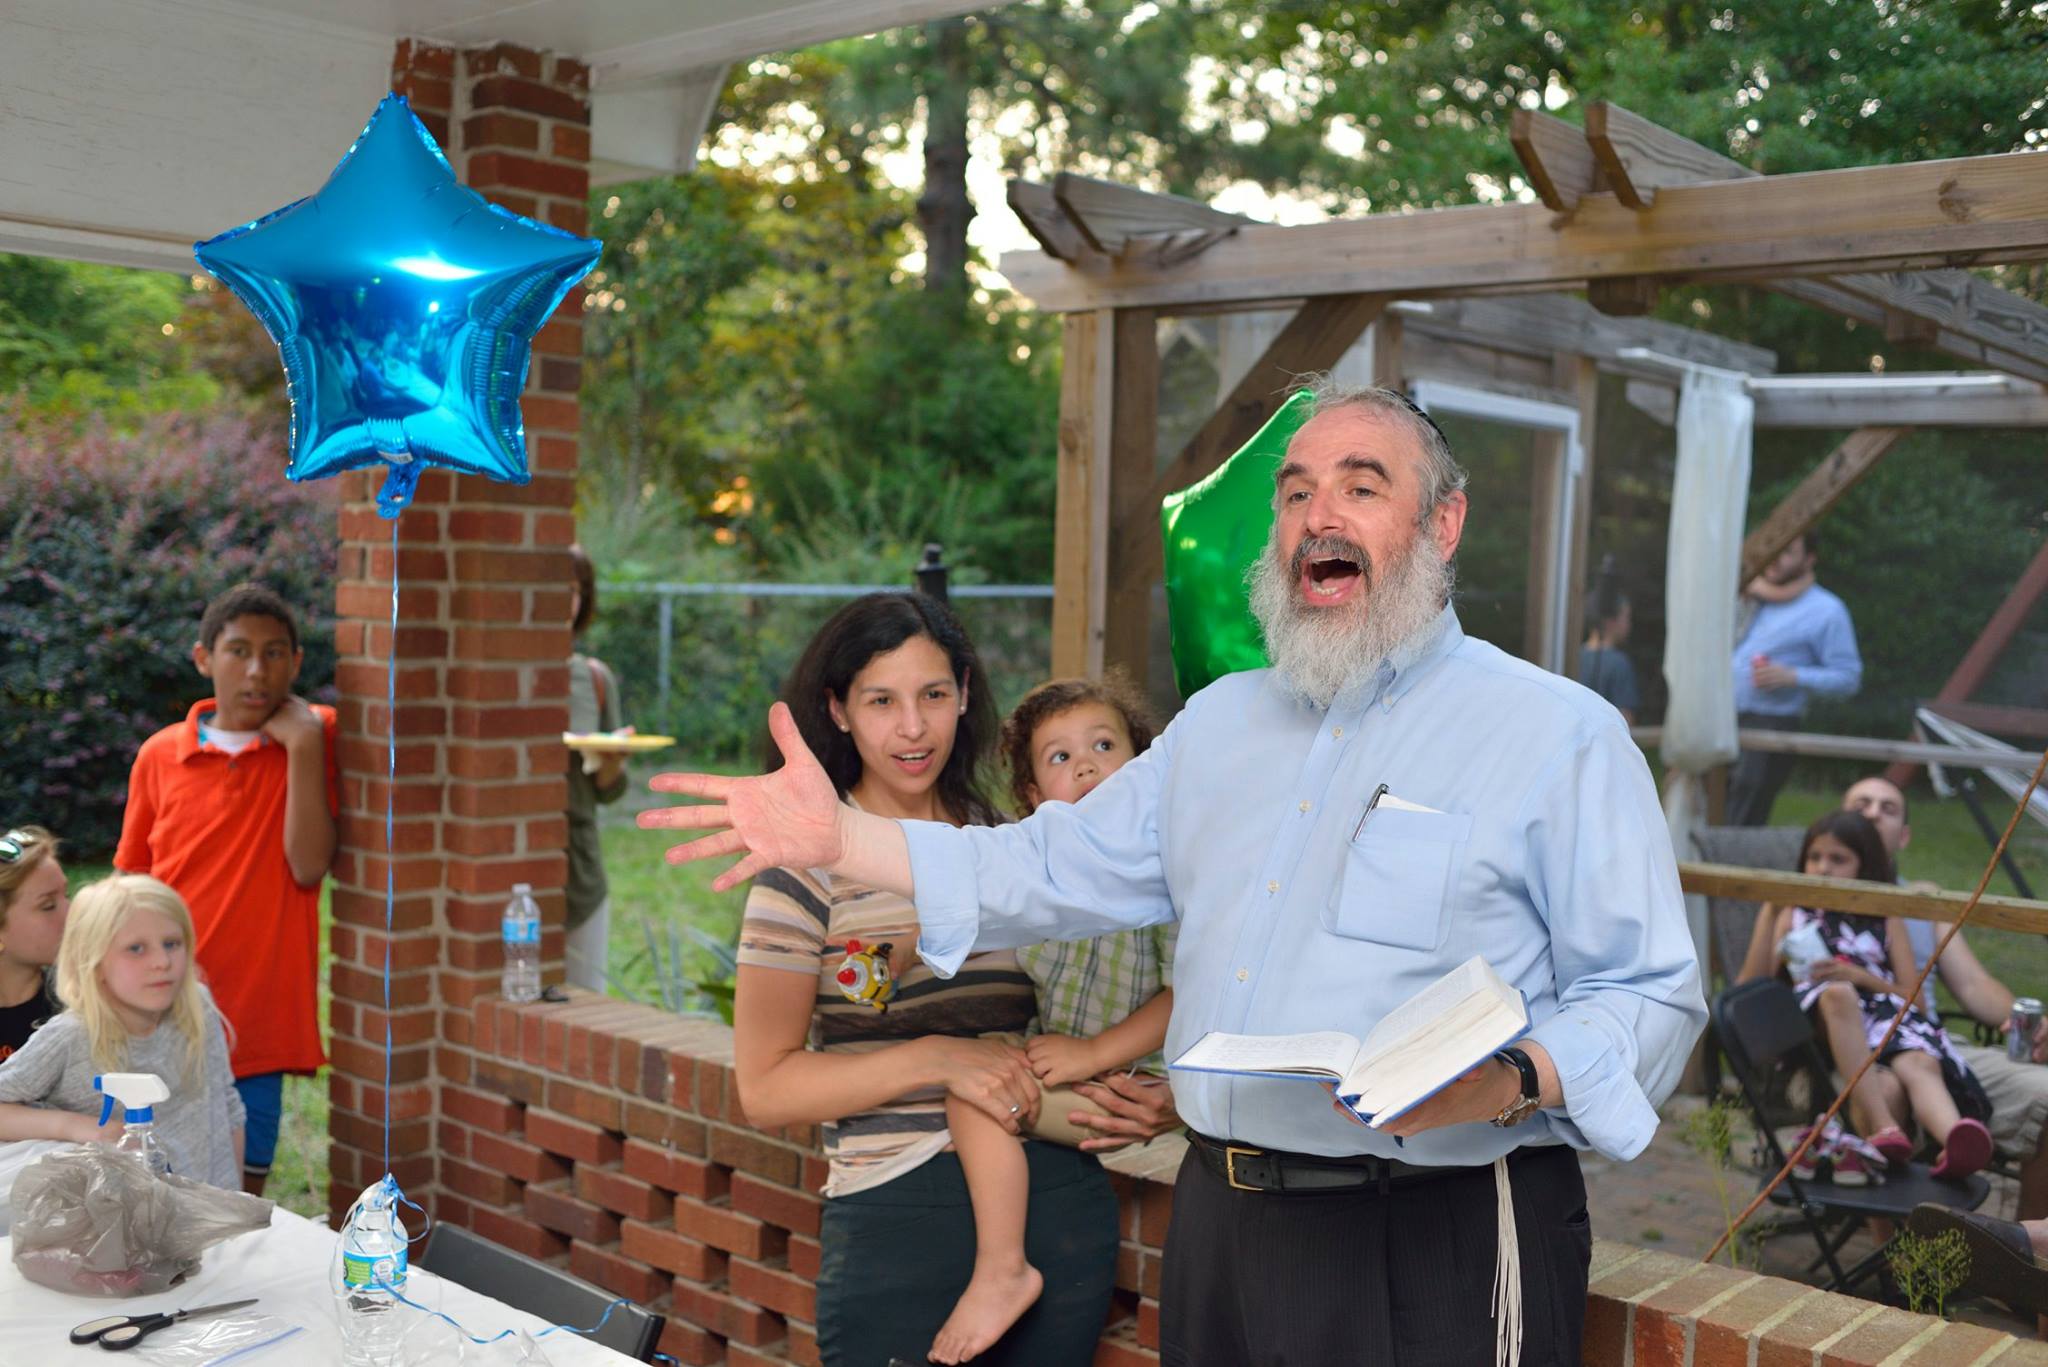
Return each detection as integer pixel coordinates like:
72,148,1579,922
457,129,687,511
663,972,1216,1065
905,607,1705,1165
1732,585,1862,717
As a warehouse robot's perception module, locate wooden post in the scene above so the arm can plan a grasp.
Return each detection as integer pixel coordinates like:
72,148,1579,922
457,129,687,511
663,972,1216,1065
1526,429,1568,669
1104,309,1161,685
1051,310,1114,679
1372,314,1404,391
1560,355,1600,673
1522,355,1595,674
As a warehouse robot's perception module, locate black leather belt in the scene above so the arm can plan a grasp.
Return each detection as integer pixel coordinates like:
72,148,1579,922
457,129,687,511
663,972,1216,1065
1188,1131,1463,1194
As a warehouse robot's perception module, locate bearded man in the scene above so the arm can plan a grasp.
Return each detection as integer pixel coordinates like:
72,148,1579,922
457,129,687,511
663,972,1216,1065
642,378,1705,1367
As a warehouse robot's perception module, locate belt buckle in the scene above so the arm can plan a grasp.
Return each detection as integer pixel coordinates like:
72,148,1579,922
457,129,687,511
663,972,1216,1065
1224,1145,1260,1192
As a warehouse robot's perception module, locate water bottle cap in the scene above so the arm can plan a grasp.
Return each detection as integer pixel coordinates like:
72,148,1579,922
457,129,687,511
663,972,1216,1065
512,882,532,895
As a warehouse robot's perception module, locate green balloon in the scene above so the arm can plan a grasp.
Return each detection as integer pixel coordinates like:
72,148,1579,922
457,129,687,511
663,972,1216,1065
1160,389,1317,698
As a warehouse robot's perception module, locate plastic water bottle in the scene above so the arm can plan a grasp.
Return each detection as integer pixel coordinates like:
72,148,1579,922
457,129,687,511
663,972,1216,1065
333,1175,409,1366
114,1114,169,1177
501,882,541,1003
95,1073,170,1176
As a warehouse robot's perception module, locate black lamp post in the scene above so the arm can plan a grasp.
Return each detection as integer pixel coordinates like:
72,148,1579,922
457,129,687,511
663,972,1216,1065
914,543,950,602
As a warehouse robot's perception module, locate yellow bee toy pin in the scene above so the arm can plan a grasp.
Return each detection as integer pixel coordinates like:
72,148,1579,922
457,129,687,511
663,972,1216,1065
835,938,897,1011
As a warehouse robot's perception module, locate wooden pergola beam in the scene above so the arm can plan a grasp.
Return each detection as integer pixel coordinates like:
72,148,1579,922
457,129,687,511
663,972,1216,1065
1510,108,1600,211
1050,172,1253,257
1745,375,2048,427
1583,101,1744,210
1737,426,1909,585
1770,273,2048,385
1679,863,2048,936
1007,179,1100,264
999,149,2048,312
1572,101,2048,383
1392,294,1776,375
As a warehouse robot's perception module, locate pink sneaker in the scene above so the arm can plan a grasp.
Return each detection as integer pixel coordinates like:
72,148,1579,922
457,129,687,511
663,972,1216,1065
1932,1118,1993,1182
1869,1126,1914,1170
1830,1148,1875,1186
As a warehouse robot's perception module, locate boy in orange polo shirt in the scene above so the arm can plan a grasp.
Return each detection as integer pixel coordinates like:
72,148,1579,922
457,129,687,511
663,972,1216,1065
115,583,338,1195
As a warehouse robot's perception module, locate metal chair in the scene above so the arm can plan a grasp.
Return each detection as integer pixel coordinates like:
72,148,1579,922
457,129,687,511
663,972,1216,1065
1712,978,1989,1296
416,1221,666,1362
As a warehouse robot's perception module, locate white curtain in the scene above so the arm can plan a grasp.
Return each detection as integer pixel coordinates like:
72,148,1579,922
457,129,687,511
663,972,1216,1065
1660,369,1754,966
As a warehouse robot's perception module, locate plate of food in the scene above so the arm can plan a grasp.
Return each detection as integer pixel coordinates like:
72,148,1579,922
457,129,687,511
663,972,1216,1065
562,730,675,754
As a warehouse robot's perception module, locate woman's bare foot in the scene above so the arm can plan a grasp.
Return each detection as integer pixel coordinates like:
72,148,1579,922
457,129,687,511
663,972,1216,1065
928,1261,1043,1363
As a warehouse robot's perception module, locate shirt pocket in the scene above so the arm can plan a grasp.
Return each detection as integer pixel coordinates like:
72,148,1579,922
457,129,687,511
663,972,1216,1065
1322,807,1472,952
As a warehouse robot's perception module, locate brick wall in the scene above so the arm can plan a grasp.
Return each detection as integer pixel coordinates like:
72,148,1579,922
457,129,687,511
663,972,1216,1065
1588,1242,2048,1366
465,994,2048,1367
461,993,1163,1366
327,37,590,1220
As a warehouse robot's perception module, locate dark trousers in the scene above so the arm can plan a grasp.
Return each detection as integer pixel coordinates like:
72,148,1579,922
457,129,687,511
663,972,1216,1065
814,1142,1118,1367
1726,711,1802,826
1160,1143,1592,1367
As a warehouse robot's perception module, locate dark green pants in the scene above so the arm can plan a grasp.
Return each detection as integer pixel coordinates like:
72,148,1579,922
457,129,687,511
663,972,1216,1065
815,1141,1119,1367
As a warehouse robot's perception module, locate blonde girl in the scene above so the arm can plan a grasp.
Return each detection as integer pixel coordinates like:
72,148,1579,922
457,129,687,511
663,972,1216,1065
0,875,244,1187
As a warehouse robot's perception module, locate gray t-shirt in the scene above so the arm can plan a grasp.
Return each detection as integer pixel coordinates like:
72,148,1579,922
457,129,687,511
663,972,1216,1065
0,1003,245,1189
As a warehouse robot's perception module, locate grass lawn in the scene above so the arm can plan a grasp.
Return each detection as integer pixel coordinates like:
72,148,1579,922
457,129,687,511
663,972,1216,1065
56,766,2048,1224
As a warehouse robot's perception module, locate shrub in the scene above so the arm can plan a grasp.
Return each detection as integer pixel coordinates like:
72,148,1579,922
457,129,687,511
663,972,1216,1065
0,405,338,856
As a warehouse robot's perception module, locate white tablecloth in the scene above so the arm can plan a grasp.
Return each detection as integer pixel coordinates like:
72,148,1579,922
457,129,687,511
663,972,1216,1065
0,1206,639,1365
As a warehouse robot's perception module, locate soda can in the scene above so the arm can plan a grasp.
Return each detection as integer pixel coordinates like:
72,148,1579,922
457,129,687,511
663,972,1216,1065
2010,997,2044,1062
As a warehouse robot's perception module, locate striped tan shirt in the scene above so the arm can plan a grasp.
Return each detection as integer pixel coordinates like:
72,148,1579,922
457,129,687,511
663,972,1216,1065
738,863,1036,1196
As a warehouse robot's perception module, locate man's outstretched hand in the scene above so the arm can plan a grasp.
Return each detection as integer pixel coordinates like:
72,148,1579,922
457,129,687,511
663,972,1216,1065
638,702,845,892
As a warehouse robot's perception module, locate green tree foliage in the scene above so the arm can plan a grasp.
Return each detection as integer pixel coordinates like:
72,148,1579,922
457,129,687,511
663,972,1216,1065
579,171,767,569
0,255,220,419
712,4,1292,298
1,405,336,856
1222,1,2047,211
580,97,1064,586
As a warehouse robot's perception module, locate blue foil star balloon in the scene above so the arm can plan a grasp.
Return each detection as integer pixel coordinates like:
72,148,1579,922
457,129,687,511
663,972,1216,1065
195,94,601,518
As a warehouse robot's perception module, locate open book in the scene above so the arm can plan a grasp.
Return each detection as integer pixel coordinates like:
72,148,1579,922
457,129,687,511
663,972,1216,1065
1170,955,1528,1128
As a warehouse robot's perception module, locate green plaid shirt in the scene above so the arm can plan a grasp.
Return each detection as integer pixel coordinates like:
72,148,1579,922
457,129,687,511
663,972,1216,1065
1016,924,1176,1074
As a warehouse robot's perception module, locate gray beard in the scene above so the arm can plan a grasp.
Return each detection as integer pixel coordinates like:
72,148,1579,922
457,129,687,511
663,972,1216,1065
1246,526,1452,709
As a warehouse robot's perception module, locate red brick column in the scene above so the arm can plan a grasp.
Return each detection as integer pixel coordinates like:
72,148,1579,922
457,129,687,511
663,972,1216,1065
327,37,589,1223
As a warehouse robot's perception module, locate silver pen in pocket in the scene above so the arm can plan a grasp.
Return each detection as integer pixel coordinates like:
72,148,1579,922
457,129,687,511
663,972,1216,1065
1352,782,1390,840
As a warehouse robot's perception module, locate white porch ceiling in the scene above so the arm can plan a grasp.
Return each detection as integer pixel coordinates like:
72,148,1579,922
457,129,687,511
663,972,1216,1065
0,0,987,272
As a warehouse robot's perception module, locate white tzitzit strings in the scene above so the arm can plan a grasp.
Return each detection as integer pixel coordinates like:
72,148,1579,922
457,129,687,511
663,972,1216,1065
1491,1156,1522,1367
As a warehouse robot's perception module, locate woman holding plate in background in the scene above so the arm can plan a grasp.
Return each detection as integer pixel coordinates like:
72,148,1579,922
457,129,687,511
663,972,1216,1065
563,543,633,991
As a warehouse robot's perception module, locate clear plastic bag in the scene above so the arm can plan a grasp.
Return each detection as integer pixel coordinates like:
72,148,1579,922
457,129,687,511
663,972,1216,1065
398,1313,556,1365
0,1136,70,1235
127,1313,304,1365
9,1145,273,1296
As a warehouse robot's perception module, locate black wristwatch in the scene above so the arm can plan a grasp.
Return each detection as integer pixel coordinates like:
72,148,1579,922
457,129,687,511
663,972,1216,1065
1490,1047,1542,1128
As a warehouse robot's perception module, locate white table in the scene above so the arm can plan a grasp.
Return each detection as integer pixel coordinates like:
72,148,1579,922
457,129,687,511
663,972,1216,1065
0,1206,640,1365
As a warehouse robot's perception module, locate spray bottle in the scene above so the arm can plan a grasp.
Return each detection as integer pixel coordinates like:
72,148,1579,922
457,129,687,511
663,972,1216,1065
94,1073,171,1176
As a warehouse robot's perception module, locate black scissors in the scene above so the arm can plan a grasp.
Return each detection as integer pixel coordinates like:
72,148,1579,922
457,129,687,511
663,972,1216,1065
70,1298,258,1351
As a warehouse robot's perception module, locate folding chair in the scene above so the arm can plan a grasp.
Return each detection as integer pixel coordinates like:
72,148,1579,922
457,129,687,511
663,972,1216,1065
1712,978,1989,1296
1690,825,1805,1097
417,1221,667,1362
